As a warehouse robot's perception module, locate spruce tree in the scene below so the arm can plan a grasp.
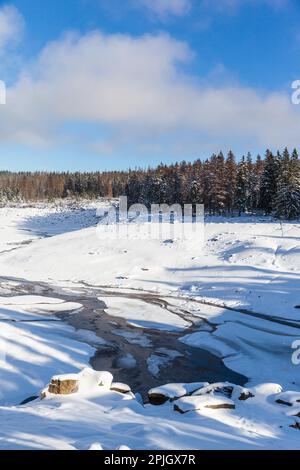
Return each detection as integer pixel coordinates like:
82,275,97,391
259,150,279,214
274,148,300,219
235,157,248,216
225,151,237,215
210,152,227,215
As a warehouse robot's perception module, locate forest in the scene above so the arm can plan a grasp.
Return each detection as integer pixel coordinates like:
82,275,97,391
0,148,299,219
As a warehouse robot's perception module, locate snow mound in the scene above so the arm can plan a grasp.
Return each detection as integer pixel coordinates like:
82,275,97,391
192,382,254,401
252,383,283,396
89,442,103,451
174,395,235,414
148,381,254,406
148,382,209,405
275,391,300,407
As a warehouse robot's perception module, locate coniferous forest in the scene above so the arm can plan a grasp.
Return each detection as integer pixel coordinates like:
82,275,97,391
1,148,300,219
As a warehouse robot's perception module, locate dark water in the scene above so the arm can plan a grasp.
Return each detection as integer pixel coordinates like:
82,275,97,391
0,276,247,398
56,289,247,398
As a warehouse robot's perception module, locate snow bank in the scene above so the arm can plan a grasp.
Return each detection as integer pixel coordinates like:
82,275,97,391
0,208,299,448
174,395,235,414
275,391,300,406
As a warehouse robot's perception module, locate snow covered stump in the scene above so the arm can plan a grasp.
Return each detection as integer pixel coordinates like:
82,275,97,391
48,377,79,395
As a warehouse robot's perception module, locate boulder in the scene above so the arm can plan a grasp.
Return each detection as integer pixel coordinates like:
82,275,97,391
148,382,209,405
110,382,132,394
238,390,255,401
192,382,254,401
148,392,169,406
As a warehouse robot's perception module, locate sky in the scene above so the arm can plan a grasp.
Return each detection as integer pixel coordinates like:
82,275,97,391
0,0,300,171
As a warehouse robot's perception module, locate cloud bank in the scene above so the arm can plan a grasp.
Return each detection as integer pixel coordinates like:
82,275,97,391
0,5,23,55
0,5,299,160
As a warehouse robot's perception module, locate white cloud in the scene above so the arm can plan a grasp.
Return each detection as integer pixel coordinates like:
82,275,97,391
137,0,288,19
138,0,191,18
1,30,300,158
201,0,288,13
0,5,24,55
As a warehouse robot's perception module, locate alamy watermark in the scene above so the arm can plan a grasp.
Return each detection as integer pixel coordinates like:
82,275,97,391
291,80,300,105
96,196,204,242
291,340,300,365
0,81,6,105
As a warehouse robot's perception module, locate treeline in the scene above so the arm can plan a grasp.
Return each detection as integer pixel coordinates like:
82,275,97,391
1,148,300,218
0,170,127,202
126,148,300,219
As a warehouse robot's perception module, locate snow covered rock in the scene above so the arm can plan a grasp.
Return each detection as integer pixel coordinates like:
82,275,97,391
148,382,209,405
251,383,282,396
275,391,300,407
290,421,300,431
43,368,113,398
174,395,235,414
192,382,254,401
110,382,132,394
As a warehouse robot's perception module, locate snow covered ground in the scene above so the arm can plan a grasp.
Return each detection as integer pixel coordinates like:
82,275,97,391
0,203,299,449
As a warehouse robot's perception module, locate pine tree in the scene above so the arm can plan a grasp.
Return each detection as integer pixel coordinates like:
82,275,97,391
210,152,227,215
259,150,280,214
253,154,264,209
235,157,248,216
126,172,142,206
225,151,237,215
274,148,300,219
245,152,256,213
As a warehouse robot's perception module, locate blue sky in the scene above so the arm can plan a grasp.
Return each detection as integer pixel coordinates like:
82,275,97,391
0,0,300,171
